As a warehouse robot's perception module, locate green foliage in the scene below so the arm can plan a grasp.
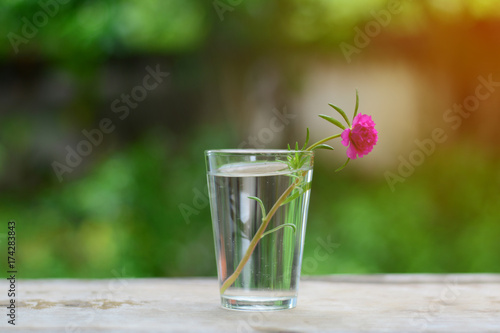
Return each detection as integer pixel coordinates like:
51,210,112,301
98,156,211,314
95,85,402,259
312,144,335,151
0,125,234,278
248,196,267,219
1,0,499,279
1,131,498,278
280,181,312,206
261,224,297,239
318,114,345,130
304,143,500,274
335,158,350,172
0,0,208,60
328,103,351,128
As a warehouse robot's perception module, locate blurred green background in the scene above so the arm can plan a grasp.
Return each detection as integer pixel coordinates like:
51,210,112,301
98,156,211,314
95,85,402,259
1,0,499,278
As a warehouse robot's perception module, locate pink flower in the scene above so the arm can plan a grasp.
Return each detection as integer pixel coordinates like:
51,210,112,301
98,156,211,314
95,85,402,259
341,114,378,159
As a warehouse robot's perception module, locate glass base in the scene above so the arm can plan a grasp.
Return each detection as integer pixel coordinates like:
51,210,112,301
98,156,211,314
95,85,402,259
221,295,297,311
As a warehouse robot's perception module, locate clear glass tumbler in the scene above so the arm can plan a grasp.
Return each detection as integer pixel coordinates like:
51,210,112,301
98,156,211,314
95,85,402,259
205,149,314,311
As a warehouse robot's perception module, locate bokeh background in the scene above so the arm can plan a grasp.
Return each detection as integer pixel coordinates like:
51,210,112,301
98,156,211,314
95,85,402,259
1,0,499,278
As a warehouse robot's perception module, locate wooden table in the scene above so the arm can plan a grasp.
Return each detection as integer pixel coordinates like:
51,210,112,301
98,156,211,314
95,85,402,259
2,274,499,332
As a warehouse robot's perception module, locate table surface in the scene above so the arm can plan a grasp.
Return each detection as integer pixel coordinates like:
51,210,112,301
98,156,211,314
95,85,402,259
1,274,499,332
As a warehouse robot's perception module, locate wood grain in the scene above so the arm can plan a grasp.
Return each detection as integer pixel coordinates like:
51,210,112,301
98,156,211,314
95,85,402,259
1,274,499,332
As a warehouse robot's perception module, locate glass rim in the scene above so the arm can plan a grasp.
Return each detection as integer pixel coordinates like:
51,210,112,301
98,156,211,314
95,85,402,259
205,149,314,156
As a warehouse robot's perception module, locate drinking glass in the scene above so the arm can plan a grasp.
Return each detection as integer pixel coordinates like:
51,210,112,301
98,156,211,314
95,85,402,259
205,149,314,311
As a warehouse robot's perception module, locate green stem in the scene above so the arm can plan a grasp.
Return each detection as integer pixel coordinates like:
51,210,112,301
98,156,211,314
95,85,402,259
306,133,342,151
220,177,301,294
260,223,297,239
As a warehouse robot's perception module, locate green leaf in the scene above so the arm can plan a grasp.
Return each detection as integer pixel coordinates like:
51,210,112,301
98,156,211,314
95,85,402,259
319,114,345,130
281,191,301,206
353,89,359,120
248,196,266,218
284,173,301,181
328,103,351,127
280,182,312,206
335,158,351,172
299,155,307,167
261,223,297,239
295,145,299,165
302,181,312,192
312,144,334,151
295,185,304,195
302,128,310,150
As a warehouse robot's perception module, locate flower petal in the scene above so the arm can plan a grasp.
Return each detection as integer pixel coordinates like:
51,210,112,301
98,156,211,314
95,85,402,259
341,128,351,147
342,114,377,160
